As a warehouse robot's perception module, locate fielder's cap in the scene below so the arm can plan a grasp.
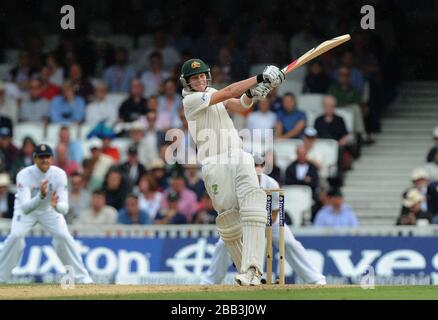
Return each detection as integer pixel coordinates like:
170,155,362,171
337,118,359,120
147,158,165,170
411,167,429,181
328,188,343,197
168,191,180,202
0,173,10,187
128,145,138,154
0,127,11,138
304,127,318,138
34,144,53,157
403,188,424,208
433,126,438,138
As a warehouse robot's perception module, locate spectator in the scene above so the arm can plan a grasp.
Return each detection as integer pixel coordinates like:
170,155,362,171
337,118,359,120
192,192,217,224
302,127,326,179
85,82,118,126
86,139,114,192
10,136,36,182
426,126,438,163
0,127,19,172
103,168,129,210
160,172,198,222
101,135,120,163
156,78,182,131
18,78,50,123
403,168,430,213
147,158,169,191
6,51,38,91
428,181,438,220
137,31,181,71
39,66,61,101
397,189,432,225
314,96,349,146
58,126,83,164
285,145,319,197
53,143,81,176
128,120,161,166
118,79,148,123
137,174,163,221
68,63,94,103
333,51,365,94
184,164,205,201
314,189,359,227
424,148,438,181
49,81,86,124
118,194,150,225
274,92,306,139
140,52,169,98
303,61,331,94
0,173,14,219
268,87,283,114
146,95,159,112
103,47,136,93
119,145,146,192
0,81,19,124
67,172,92,224
46,52,64,87
75,190,118,225
155,192,187,225
247,97,277,136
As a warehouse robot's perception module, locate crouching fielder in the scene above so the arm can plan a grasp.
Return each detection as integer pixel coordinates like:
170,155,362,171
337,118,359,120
201,159,326,285
0,144,93,284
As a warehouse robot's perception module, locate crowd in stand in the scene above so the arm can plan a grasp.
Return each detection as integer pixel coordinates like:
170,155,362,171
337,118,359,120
0,9,403,227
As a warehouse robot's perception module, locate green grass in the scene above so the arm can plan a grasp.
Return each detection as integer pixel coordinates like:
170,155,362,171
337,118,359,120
48,286,438,300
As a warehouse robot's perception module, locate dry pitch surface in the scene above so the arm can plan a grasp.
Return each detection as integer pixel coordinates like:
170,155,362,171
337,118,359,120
0,284,437,300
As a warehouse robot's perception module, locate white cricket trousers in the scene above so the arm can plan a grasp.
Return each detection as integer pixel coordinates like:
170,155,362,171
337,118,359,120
0,211,92,283
201,220,326,285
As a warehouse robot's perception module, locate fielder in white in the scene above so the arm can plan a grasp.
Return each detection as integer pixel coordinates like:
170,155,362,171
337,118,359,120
201,159,326,285
0,144,93,284
180,58,284,285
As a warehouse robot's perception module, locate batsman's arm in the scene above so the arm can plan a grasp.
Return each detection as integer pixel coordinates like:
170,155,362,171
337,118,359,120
209,76,260,106
16,173,43,214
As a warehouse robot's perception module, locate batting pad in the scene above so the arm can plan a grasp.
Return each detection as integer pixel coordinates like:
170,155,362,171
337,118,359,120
240,189,267,274
216,208,243,272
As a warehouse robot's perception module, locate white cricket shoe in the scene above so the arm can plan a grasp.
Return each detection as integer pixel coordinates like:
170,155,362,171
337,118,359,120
235,267,261,286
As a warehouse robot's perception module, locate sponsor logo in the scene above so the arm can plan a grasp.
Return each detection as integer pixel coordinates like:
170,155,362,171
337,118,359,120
191,61,201,69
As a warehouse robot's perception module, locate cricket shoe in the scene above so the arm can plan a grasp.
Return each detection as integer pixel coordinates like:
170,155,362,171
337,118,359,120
234,267,261,286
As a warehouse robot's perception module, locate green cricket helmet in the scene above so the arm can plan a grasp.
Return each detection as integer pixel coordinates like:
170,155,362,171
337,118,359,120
179,58,211,89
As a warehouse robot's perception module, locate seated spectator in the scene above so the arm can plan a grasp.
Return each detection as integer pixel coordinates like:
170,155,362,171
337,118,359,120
67,172,91,224
53,143,81,176
19,78,50,123
247,97,277,136
86,139,114,192
103,47,136,93
333,51,365,94
428,181,438,219
314,189,359,227
118,79,148,123
140,51,169,98
426,126,438,163
397,189,432,225
156,78,182,131
85,82,118,126
137,174,163,221
76,189,118,224
155,192,187,225
268,87,283,114
0,127,19,172
146,95,159,112
39,66,61,100
274,92,306,139
424,148,438,181
303,61,331,94
192,192,217,224
128,119,162,166
160,172,198,222
46,52,64,86
0,81,19,124
50,81,86,124
103,167,129,210
0,173,14,219
101,135,120,163
302,127,327,179
58,126,83,164
285,145,319,197
184,164,205,201
68,63,94,103
147,158,170,191
10,136,36,182
6,51,38,91
119,145,146,192
118,194,150,225
403,168,430,213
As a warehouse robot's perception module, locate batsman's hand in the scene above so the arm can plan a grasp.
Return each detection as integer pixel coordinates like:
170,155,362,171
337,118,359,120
247,82,272,103
262,65,285,88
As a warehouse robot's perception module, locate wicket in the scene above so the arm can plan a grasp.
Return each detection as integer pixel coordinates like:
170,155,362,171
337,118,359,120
264,188,285,285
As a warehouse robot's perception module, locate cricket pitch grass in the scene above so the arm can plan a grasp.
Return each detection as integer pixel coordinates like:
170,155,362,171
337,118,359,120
0,284,437,300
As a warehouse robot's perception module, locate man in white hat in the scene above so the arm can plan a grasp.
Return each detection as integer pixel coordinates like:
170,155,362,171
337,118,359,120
397,189,432,225
403,168,429,213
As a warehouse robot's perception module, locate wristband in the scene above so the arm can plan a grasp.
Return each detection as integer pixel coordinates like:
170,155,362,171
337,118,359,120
256,74,264,83
240,94,253,110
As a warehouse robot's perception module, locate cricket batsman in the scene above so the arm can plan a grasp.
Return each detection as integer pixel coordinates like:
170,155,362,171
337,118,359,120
180,58,284,285
201,156,326,285
0,144,93,284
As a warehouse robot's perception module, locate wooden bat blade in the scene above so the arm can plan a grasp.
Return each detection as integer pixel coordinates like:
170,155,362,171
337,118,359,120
282,34,351,75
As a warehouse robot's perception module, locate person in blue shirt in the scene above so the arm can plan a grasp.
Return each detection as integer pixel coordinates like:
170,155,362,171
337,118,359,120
50,81,85,124
274,92,306,139
314,189,359,227
155,191,187,225
117,194,150,225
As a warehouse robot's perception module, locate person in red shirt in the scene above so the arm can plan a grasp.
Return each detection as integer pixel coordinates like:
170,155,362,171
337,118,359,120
39,66,61,100
101,135,120,163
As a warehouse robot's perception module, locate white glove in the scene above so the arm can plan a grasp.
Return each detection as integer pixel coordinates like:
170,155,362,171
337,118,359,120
248,81,272,102
262,65,285,88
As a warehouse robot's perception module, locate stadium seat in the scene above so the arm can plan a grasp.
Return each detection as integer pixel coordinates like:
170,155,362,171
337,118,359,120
112,138,131,163
314,139,339,177
46,123,79,146
13,122,45,147
78,123,96,141
107,34,135,50
277,79,303,96
335,108,354,134
282,185,313,226
137,34,154,49
273,139,301,174
305,110,319,128
107,92,128,107
296,94,324,114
